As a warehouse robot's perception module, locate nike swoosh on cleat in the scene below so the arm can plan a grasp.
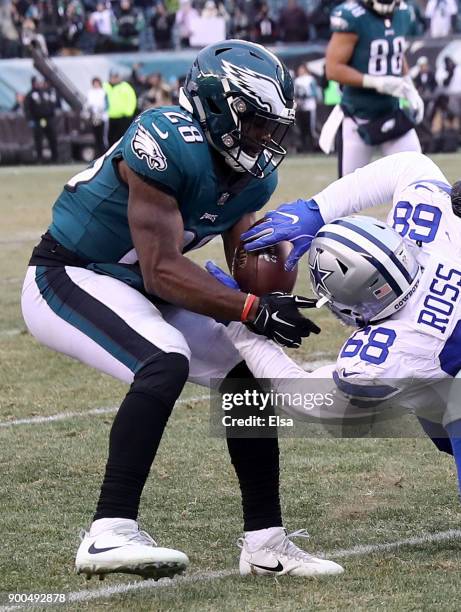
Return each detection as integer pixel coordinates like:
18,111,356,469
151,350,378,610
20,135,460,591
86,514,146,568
251,561,284,572
88,543,123,554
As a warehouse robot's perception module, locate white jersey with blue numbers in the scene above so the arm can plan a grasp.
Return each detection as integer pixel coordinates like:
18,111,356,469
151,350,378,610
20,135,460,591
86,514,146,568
313,152,461,405
223,153,461,426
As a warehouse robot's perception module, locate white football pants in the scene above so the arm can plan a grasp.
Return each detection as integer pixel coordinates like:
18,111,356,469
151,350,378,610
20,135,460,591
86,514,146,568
338,116,422,177
21,265,241,387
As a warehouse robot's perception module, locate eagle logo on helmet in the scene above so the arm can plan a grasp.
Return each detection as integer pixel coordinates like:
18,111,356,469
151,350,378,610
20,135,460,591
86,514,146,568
131,124,167,172
221,59,288,117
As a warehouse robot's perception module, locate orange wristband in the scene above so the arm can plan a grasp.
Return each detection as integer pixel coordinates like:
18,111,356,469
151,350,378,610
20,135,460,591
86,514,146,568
241,293,257,322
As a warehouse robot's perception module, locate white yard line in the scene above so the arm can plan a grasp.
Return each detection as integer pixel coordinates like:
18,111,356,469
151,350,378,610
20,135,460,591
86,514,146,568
323,528,461,558
0,354,333,428
0,277,22,285
0,328,23,339
0,395,209,428
2,529,461,611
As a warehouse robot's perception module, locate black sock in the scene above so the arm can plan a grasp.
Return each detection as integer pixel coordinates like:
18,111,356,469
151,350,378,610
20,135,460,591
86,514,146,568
94,352,189,521
223,362,282,531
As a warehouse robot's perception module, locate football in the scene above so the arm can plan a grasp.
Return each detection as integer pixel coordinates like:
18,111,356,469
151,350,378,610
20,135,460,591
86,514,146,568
231,240,298,296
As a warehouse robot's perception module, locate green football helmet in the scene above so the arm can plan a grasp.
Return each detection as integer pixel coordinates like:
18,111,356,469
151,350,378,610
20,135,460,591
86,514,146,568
180,39,295,177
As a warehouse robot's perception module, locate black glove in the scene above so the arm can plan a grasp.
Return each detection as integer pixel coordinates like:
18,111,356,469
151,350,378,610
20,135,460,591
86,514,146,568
245,292,321,348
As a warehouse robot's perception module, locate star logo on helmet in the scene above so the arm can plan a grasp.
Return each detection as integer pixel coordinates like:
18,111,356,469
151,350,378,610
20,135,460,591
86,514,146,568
309,251,333,294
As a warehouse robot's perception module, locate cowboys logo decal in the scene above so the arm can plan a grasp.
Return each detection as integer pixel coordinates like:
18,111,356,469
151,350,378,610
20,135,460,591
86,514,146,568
131,124,167,171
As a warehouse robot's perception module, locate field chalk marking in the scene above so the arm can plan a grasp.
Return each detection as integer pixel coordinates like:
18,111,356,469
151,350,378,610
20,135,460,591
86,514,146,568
0,395,208,428
0,353,332,429
1,529,461,610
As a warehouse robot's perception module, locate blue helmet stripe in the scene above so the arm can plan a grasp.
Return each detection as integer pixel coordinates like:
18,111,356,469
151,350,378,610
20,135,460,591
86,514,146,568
316,231,402,296
331,219,413,284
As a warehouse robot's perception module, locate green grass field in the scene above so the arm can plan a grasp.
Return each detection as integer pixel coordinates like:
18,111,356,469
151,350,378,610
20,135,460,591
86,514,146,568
1,155,461,611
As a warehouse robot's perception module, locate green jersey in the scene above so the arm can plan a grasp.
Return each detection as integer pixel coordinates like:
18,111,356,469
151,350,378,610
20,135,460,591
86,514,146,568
48,107,277,266
330,0,412,119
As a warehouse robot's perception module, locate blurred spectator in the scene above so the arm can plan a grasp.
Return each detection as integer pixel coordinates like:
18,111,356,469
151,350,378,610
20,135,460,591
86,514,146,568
431,56,461,151
411,56,438,151
138,72,172,111
294,63,320,152
150,1,175,50
21,17,48,55
175,0,199,48
425,0,458,38
436,56,461,117
24,76,59,163
0,0,21,58
130,62,148,97
202,0,218,18
61,0,85,54
103,71,137,145
406,0,426,36
89,2,115,52
113,0,144,51
309,0,340,41
278,0,309,43
414,56,437,101
84,76,108,156
253,3,276,45
11,91,25,113
170,75,186,105
231,5,251,39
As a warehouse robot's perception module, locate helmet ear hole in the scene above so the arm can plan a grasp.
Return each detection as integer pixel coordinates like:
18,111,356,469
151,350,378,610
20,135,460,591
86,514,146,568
214,47,231,56
336,260,348,275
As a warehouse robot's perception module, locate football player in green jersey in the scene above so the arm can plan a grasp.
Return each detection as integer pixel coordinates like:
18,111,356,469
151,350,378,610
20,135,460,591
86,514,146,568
21,40,343,580
323,0,424,177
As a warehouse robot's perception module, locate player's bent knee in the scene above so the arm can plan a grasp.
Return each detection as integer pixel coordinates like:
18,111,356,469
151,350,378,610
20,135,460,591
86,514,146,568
132,352,190,405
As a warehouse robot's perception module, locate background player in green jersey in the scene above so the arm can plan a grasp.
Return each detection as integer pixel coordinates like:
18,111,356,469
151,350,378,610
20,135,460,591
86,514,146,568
324,0,424,176
21,40,343,580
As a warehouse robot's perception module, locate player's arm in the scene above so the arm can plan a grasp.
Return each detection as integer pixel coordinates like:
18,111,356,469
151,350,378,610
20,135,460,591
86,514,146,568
222,321,365,422
325,32,363,87
222,213,257,270
121,160,255,322
326,30,406,97
242,152,447,269
122,162,318,347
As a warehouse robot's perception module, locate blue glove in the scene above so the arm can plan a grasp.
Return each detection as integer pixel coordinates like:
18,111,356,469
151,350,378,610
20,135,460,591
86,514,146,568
205,261,240,290
241,199,325,272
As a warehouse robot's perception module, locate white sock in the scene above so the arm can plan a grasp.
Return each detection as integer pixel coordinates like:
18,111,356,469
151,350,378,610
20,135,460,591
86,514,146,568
244,526,284,549
89,517,137,537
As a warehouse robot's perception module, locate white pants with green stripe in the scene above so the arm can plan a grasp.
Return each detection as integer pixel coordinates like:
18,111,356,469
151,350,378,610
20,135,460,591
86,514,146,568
21,265,242,387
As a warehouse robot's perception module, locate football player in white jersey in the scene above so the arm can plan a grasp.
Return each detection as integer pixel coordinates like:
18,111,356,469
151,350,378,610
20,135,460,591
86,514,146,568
208,152,461,526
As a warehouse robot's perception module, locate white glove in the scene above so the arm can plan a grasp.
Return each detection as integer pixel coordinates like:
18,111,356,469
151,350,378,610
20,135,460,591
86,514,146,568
401,76,425,125
363,74,407,98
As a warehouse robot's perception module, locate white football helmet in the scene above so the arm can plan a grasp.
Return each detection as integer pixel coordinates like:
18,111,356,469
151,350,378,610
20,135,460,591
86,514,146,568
308,215,421,327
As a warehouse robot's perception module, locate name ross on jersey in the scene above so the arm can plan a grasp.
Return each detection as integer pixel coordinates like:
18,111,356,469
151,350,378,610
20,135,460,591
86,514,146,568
417,263,461,334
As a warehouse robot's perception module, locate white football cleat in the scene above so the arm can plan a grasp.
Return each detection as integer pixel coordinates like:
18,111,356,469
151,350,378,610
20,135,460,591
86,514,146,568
75,519,189,580
239,528,344,577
